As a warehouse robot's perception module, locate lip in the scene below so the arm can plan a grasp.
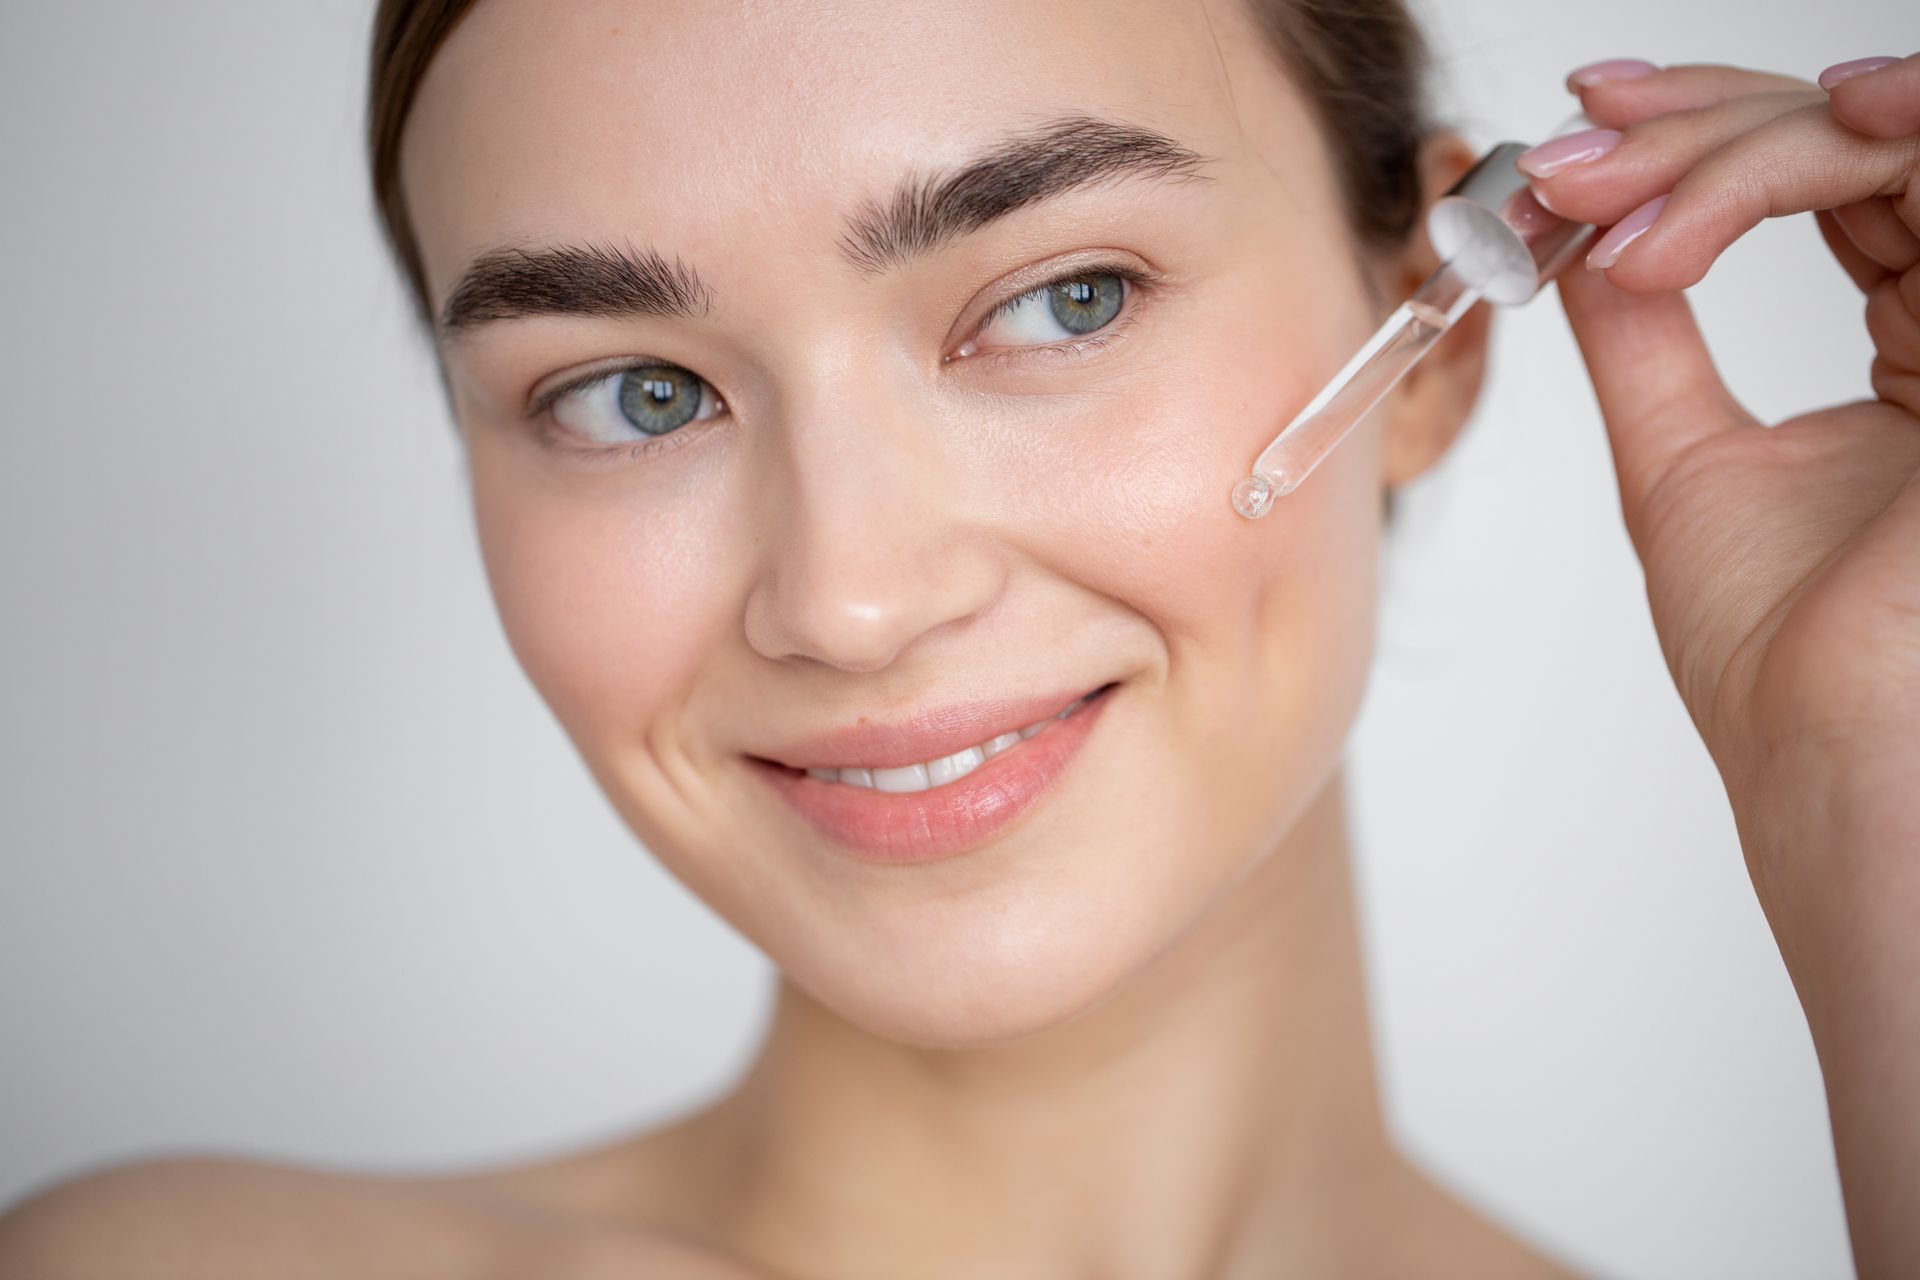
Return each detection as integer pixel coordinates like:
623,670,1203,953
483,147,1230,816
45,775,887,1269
748,681,1119,864
758,682,1114,770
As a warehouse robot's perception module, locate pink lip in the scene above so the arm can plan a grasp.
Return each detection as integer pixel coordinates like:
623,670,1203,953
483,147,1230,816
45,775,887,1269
759,683,1114,770
748,682,1118,864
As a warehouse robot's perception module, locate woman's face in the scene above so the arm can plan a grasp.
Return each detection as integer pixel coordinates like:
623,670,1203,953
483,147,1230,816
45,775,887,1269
402,0,1436,1047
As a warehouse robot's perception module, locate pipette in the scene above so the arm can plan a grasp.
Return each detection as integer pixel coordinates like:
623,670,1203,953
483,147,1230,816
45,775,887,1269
1231,125,1599,519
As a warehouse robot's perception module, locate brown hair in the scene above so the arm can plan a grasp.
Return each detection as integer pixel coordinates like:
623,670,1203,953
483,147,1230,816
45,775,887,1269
365,0,1431,333
1243,1,1431,253
366,0,480,336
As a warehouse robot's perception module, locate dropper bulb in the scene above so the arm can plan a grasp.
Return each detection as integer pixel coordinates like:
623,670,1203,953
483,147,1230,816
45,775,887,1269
1231,474,1275,520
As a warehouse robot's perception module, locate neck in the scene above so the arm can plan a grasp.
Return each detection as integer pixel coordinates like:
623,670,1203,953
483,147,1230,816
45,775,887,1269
688,763,1401,1278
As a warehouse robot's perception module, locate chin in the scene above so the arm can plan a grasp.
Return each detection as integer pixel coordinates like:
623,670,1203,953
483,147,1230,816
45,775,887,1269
774,848,1215,1051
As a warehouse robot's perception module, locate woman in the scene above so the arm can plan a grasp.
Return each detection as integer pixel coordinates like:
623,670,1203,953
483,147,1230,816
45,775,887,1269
0,0,1914,1273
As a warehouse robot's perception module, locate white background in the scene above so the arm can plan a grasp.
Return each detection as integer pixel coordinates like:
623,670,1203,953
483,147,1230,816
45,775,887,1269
0,1,1906,1275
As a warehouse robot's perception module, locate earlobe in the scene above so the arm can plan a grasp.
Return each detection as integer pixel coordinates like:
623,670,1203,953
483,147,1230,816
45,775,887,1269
1377,132,1494,493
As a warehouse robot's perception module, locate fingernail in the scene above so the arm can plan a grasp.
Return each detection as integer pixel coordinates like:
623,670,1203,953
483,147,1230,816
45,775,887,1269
1818,56,1898,90
1516,127,1624,178
1567,58,1659,90
1586,194,1669,271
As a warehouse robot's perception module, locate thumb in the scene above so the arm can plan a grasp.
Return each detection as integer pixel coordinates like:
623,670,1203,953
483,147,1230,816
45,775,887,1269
1825,51,1920,139
1555,261,1755,553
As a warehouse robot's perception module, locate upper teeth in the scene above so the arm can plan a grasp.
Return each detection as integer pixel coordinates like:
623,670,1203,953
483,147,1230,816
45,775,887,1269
804,694,1091,792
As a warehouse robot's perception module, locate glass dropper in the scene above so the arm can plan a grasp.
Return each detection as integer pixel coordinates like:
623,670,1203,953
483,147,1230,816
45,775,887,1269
1230,262,1482,518
1231,123,1599,520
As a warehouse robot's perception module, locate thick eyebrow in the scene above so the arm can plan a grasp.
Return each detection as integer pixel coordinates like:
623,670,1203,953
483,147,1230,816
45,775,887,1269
836,113,1216,273
438,241,712,339
436,113,1215,341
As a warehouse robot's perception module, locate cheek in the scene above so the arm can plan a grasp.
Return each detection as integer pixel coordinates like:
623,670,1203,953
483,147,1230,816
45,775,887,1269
466,450,729,763
990,281,1386,851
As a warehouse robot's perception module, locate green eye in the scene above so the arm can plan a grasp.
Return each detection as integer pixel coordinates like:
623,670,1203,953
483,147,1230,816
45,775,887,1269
616,365,705,435
971,269,1133,352
1046,274,1125,335
550,360,725,447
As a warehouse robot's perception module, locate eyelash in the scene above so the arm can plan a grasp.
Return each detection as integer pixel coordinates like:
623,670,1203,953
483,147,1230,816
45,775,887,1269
527,260,1153,466
968,262,1151,362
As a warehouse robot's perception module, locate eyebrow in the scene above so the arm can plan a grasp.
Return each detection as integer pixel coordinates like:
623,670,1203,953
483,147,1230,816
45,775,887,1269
436,114,1215,341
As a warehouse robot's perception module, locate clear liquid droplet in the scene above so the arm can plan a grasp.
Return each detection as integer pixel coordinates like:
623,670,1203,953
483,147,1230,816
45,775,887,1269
1232,474,1274,520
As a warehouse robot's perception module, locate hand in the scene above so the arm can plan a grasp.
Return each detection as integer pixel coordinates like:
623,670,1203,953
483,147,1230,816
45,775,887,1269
1520,54,1920,1276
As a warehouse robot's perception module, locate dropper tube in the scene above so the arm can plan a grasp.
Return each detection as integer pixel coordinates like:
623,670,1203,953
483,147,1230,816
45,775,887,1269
1230,261,1482,518
1231,128,1597,520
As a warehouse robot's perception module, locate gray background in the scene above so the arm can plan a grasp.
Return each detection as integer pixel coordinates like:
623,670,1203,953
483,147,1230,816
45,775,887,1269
0,1,1905,1275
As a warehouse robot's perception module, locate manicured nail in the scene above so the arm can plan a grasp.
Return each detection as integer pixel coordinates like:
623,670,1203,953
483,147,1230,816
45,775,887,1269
1531,183,1567,217
1567,58,1659,90
1587,194,1669,270
1517,128,1624,178
1818,56,1898,89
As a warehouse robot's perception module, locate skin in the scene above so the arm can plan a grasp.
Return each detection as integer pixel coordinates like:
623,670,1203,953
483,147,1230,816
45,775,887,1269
1536,56,1920,1275
0,3,1913,1276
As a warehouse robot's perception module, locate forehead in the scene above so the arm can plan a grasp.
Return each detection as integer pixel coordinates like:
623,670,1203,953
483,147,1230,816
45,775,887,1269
400,0,1306,309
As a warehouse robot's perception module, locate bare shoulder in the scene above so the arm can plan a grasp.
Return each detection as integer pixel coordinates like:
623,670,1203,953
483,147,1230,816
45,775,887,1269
1372,1156,1589,1279
0,1155,530,1279
0,1150,771,1280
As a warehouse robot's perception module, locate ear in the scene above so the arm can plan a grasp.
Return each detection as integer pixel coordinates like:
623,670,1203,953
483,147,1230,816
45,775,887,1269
1374,132,1493,494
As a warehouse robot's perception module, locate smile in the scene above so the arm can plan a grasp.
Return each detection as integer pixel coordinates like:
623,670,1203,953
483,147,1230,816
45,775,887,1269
748,681,1120,864
800,690,1100,793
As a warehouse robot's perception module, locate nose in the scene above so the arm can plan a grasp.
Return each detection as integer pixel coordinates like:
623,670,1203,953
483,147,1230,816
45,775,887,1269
741,375,1007,673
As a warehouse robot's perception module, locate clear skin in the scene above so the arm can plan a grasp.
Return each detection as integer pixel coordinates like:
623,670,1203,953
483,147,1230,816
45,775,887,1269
0,6,1914,1277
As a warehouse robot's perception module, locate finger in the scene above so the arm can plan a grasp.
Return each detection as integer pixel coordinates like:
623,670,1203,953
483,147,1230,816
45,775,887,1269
1865,273,1920,382
1872,352,1920,419
1526,89,1822,229
1830,197,1920,273
1595,102,1920,292
1868,268,1920,417
1555,260,1756,547
1573,61,1818,129
1817,208,1893,293
1826,52,1920,139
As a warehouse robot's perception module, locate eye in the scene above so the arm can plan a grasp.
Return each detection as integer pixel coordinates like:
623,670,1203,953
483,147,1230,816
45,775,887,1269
956,269,1135,359
544,362,725,446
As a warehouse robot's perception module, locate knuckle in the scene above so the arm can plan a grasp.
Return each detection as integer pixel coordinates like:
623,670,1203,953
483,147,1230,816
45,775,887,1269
1900,181,1920,236
1868,356,1920,418
1865,278,1920,355
1899,264,1920,318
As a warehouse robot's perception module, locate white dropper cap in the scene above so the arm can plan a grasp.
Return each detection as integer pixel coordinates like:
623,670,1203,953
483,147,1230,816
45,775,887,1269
1424,116,1598,304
